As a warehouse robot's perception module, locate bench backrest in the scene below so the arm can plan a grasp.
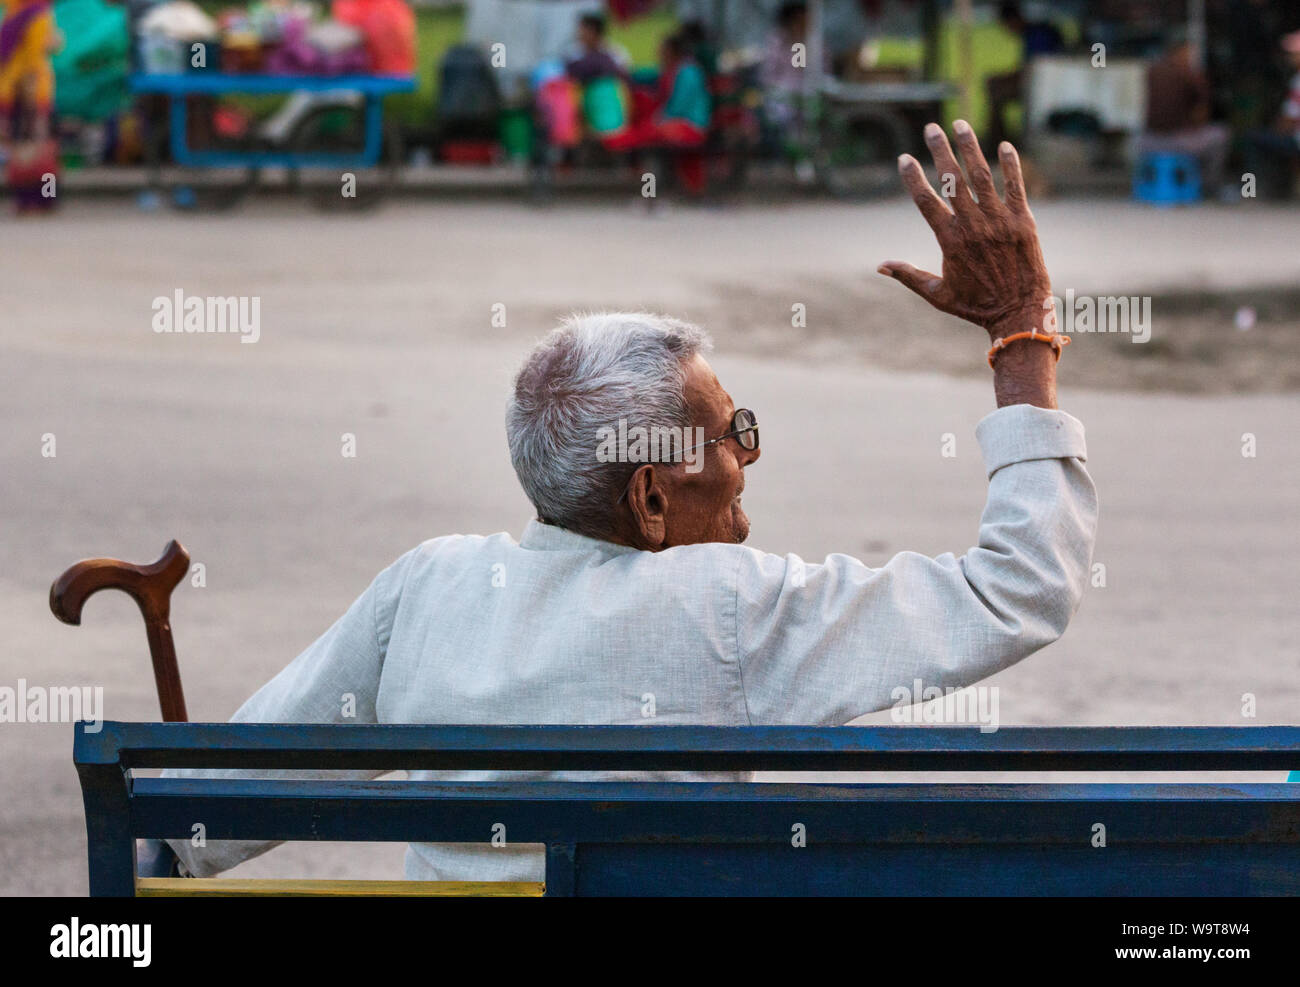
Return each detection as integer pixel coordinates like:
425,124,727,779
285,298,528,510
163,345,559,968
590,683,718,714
75,722,1300,896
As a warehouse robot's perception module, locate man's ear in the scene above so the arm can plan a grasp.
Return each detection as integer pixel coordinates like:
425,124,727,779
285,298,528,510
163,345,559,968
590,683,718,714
625,464,669,549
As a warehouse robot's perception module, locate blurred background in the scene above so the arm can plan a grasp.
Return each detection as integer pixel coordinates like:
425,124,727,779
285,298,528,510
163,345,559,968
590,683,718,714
2,0,1299,894
4,0,1300,204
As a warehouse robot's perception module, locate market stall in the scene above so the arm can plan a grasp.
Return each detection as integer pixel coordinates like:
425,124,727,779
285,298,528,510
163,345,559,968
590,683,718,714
129,0,415,208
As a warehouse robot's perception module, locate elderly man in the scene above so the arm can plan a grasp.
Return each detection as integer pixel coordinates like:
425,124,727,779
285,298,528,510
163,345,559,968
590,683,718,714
162,121,1097,882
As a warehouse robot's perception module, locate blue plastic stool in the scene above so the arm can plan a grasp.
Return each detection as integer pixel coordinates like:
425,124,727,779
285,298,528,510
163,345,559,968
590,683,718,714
1134,150,1201,205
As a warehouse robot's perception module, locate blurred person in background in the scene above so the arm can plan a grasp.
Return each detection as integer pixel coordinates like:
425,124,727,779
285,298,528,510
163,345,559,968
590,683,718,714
0,0,61,212
1221,0,1291,138
1135,31,1230,196
676,18,717,76
984,1,1064,152
604,31,711,193
1242,30,1300,199
564,11,630,84
759,0,831,171
760,1,811,142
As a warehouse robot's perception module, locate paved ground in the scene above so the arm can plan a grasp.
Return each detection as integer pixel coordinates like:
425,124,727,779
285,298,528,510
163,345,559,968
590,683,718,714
2,197,1297,893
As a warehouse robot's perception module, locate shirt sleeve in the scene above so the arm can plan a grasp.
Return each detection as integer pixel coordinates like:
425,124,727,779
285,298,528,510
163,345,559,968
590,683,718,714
735,404,1098,726
163,549,416,877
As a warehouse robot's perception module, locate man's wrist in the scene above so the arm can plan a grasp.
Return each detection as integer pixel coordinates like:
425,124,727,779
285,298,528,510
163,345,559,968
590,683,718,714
985,299,1055,340
991,337,1058,409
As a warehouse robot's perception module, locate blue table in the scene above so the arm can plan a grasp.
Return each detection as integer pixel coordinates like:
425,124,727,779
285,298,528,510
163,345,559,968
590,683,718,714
129,73,415,169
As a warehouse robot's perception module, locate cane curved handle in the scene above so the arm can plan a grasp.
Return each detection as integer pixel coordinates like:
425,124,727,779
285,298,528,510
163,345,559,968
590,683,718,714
50,540,189,625
50,540,190,721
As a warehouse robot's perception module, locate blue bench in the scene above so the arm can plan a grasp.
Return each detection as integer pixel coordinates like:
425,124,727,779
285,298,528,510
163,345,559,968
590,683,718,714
76,722,1300,896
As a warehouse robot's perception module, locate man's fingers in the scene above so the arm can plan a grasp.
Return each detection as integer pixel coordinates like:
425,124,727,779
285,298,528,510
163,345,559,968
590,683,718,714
952,119,999,207
877,261,944,302
898,153,953,233
998,140,1030,213
922,122,975,215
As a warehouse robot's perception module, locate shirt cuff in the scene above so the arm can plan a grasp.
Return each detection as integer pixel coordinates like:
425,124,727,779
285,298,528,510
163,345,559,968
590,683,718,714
975,404,1088,477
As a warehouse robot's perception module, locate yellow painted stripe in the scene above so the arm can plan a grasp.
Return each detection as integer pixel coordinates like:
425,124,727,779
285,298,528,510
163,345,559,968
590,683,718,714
136,878,545,897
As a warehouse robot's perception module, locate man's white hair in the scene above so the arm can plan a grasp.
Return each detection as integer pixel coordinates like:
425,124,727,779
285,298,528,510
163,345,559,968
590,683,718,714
507,312,713,539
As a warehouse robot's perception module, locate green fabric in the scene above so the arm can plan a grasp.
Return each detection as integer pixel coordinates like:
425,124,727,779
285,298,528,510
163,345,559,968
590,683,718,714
663,62,710,129
52,0,129,121
498,107,533,161
583,75,628,136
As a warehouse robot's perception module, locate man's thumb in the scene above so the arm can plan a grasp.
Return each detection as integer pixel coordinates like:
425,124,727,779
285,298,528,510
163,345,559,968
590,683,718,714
878,262,943,301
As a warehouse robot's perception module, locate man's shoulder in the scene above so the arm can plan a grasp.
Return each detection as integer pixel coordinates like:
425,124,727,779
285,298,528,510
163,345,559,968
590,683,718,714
390,532,809,590
655,542,881,586
379,531,519,584
408,531,518,558
645,541,798,581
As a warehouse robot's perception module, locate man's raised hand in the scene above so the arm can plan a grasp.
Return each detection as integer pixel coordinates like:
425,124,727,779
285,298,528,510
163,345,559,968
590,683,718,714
878,121,1054,342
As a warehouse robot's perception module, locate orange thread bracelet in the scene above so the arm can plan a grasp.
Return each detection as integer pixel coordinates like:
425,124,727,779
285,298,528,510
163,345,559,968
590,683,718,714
987,331,1070,369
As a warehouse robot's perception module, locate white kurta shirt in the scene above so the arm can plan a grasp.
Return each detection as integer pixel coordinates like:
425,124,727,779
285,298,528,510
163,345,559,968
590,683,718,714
167,402,1097,881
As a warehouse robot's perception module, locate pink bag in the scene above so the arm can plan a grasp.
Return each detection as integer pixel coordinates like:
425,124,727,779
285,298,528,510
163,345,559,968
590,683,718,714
538,76,581,147
332,0,415,75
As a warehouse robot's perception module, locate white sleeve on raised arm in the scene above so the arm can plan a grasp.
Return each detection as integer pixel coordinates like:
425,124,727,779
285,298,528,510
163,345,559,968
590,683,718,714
736,404,1098,726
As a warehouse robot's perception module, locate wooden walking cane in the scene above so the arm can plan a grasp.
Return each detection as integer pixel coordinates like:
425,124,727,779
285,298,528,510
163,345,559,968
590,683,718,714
50,540,190,722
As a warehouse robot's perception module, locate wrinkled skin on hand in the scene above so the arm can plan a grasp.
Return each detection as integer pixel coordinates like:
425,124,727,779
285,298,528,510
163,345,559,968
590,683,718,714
878,120,1054,341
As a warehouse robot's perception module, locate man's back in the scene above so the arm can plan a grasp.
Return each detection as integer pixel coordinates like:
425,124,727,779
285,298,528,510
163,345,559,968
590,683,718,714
383,527,753,880
380,527,748,730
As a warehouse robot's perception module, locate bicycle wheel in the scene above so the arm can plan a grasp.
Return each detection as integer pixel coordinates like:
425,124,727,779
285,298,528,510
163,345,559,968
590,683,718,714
814,105,910,199
287,104,404,211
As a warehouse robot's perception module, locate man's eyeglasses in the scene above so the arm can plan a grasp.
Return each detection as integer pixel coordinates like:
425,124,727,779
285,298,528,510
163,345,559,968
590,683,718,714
616,408,758,504
685,408,759,454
